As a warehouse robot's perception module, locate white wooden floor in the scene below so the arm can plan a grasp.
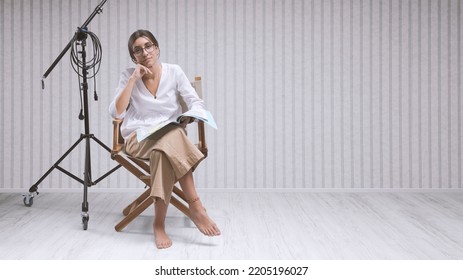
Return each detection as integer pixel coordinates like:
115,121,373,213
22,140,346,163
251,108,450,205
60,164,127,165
0,191,462,260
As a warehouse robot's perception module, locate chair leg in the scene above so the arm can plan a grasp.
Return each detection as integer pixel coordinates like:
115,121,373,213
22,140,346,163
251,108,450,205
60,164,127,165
172,185,187,201
170,196,190,218
116,185,190,231
122,187,151,216
115,196,153,232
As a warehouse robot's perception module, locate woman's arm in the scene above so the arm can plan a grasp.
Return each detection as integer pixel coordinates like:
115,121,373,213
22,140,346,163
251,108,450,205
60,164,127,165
114,75,136,116
109,65,152,118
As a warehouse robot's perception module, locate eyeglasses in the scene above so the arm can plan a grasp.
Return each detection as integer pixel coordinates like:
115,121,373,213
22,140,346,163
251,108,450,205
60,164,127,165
133,43,155,57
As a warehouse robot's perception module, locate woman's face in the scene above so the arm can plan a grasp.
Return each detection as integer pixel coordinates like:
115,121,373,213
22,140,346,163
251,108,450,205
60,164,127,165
132,36,158,67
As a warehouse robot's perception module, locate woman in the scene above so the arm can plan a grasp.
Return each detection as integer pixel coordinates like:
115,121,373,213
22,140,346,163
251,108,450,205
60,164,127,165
109,29,220,249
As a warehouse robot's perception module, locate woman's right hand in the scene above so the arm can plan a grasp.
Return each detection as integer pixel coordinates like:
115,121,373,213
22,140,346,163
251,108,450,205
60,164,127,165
131,64,153,80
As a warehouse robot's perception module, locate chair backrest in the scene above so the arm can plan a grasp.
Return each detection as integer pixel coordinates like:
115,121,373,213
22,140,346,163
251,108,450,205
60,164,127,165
112,76,207,156
192,76,203,98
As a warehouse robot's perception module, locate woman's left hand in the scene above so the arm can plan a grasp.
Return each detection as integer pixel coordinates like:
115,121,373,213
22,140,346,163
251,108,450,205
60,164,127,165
179,117,192,128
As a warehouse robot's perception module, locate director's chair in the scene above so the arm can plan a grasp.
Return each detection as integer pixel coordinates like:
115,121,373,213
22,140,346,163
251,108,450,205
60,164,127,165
111,76,207,232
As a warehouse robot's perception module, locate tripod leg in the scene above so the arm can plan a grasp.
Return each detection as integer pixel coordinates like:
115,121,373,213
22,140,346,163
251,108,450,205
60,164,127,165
91,135,111,152
90,135,122,185
23,136,85,207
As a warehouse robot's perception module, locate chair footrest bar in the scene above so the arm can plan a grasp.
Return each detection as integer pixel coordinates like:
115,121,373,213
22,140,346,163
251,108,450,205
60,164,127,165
115,197,153,232
122,187,151,216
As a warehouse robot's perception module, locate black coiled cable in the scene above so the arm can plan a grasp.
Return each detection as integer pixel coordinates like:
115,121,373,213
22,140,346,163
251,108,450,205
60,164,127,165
70,28,102,79
70,27,102,119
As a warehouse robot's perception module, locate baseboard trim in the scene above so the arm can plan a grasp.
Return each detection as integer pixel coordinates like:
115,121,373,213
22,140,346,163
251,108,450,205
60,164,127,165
1,187,462,194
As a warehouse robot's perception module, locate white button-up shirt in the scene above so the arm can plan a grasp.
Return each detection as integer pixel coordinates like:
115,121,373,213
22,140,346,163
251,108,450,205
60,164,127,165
109,63,205,139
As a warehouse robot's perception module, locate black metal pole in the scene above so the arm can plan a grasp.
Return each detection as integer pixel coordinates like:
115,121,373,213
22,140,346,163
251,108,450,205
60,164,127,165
80,34,90,215
41,0,107,84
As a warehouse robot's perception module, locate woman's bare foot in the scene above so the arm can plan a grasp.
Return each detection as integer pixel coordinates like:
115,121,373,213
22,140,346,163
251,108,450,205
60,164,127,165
188,200,221,236
153,223,172,249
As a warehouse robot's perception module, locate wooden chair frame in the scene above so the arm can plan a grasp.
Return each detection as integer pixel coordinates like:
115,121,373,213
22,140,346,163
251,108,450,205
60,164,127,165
111,76,207,232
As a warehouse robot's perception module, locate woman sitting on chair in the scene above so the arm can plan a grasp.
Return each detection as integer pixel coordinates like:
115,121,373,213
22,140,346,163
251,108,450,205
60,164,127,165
109,29,221,249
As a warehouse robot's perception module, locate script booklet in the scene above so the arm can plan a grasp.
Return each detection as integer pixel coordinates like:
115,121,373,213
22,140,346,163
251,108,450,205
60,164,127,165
136,109,218,142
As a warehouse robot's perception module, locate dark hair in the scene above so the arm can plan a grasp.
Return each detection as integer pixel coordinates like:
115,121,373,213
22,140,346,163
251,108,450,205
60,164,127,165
127,29,159,61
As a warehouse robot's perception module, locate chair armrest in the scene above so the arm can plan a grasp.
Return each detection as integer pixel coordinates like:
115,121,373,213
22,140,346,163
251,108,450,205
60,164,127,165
112,118,124,154
196,120,208,157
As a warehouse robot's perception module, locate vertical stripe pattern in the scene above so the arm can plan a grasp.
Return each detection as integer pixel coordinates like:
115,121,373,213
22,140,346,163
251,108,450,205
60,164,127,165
0,0,462,191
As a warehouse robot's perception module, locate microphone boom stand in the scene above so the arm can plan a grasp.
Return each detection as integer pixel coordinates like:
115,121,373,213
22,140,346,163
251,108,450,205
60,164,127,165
23,0,121,230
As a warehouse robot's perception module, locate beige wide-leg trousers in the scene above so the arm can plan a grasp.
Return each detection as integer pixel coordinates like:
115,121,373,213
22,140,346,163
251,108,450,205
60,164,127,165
125,124,205,204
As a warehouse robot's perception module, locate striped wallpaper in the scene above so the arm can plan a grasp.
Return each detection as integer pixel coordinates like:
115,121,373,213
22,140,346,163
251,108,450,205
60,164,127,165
0,0,462,191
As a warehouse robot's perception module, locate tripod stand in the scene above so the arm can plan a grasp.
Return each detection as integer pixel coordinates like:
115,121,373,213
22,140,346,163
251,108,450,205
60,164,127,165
23,0,121,230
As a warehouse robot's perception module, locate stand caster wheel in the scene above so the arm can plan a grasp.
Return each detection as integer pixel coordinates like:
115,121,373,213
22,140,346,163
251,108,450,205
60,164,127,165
82,214,89,230
23,195,34,207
